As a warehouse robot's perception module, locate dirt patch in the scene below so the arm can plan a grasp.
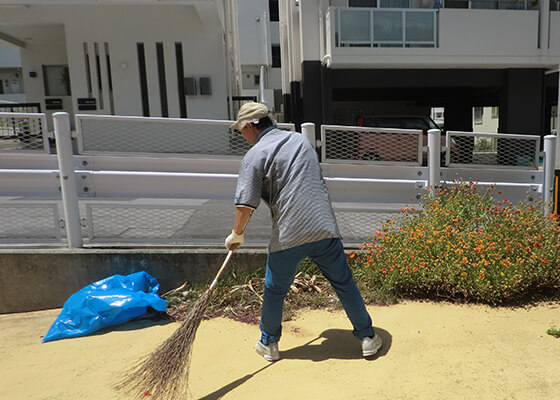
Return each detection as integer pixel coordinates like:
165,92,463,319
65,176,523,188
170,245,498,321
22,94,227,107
1,301,560,399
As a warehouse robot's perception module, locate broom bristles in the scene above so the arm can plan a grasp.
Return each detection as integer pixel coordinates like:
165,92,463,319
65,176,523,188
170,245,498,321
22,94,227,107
115,288,214,400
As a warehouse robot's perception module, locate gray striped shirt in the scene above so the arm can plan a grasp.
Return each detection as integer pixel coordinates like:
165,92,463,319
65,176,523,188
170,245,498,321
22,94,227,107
235,127,340,252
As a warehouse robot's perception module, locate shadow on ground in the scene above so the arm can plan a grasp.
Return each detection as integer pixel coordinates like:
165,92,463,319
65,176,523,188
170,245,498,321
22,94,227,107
198,327,391,400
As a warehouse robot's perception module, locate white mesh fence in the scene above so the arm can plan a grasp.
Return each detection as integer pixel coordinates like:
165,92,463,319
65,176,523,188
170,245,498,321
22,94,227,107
0,113,554,248
83,199,407,247
446,131,541,169
321,125,423,165
335,208,405,244
76,114,295,156
0,112,49,153
85,200,272,245
0,203,61,243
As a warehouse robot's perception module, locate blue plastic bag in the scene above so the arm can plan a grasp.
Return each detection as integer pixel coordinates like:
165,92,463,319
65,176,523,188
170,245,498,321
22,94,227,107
43,271,167,342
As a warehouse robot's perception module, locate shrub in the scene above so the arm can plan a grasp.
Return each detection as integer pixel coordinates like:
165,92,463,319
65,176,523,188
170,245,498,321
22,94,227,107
349,182,560,304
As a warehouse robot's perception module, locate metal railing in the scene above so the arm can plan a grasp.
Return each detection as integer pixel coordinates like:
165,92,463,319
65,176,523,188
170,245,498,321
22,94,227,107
0,103,41,113
0,203,61,243
75,114,295,157
321,124,424,165
346,0,538,10
335,6,438,47
445,130,541,169
0,112,50,153
0,112,556,248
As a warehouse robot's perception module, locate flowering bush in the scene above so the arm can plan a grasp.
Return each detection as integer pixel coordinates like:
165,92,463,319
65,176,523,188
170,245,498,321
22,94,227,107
349,182,560,304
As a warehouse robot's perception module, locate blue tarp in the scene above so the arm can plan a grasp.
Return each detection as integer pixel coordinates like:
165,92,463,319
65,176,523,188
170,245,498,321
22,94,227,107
43,271,167,342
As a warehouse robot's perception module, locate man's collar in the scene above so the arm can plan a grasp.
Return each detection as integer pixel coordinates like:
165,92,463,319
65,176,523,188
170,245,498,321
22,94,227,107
256,126,276,143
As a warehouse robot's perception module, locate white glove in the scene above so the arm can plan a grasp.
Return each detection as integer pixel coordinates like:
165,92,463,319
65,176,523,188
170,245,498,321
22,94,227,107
225,230,244,250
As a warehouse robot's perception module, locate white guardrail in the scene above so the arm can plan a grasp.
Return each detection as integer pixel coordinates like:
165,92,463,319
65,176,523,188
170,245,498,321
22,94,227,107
0,112,556,247
0,112,51,153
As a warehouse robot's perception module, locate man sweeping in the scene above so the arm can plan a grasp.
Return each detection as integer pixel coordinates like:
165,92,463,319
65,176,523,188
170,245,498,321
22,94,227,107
226,102,382,361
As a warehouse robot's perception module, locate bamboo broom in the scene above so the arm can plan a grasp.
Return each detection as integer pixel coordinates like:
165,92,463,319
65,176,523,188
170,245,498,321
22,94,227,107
115,250,235,399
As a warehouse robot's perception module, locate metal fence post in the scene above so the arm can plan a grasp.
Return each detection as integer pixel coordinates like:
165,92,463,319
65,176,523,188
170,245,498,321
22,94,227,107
427,128,441,190
53,112,83,248
301,122,316,150
543,134,557,214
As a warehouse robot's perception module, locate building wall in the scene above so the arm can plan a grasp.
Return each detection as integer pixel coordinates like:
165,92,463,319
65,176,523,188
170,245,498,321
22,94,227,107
0,4,229,121
64,6,228,119
438,10,539,56
0,45,24,103
0,45,21,68
326,8,558,68
236,0,283,112
287,5,559,136
550,12,560,54
18,25,71,129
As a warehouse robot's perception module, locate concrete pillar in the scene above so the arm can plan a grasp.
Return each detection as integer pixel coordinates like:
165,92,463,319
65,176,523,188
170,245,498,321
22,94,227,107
539,0,550,49
298,1,324,134
445,99,473,164
499,69,544,135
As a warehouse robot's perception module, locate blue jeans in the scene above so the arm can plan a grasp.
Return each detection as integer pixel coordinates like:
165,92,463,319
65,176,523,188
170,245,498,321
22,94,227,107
260,238,374,345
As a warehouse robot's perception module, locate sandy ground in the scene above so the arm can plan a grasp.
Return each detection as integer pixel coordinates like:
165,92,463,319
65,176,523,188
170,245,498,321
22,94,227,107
1,301,560,400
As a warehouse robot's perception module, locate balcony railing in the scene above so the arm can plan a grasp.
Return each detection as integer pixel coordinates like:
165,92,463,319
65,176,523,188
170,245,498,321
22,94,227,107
347,0,540,10
336,7,438,47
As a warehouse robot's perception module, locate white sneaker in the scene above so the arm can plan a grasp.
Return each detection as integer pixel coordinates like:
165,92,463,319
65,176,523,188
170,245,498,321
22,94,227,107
361,334,382,357
255,340,280,362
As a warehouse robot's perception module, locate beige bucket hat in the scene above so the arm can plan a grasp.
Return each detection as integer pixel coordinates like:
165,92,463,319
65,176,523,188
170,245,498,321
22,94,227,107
230,102,271,130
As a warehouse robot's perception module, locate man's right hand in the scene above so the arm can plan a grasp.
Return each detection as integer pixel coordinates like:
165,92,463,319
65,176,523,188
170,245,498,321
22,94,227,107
225,230,244,251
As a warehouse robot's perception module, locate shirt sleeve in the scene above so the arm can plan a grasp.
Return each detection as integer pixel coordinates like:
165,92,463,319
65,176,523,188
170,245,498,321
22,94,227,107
234,152,263,209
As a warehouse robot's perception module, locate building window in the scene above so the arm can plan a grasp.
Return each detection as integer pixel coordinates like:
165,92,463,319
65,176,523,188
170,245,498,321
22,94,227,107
473,107,483,125
491,106,499,119
349,0,377,6
271,45,281,68
42,65,71,96
269,0,279,21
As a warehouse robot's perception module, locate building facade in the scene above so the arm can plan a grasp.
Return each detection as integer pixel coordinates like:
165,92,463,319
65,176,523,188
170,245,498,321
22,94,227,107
280,0,560,136
0,0,240,130
1,0,558,136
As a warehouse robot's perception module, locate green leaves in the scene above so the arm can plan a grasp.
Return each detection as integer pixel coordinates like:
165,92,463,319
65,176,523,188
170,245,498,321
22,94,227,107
350,182,560,304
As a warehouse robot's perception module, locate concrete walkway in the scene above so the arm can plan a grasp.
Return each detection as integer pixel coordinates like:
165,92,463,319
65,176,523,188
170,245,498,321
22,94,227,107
1,301,559,399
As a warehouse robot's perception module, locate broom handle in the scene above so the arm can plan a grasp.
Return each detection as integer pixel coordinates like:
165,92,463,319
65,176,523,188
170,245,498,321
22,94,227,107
209,250,234,290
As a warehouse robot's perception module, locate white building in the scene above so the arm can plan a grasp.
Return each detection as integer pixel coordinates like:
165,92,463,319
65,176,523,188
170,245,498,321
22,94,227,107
278,0,560,136
0,44,24,103
0,0,558,135
0,0,241,130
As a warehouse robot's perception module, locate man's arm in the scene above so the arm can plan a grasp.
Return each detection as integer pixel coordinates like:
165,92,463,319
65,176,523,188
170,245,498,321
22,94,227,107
225,206,254,251
233,205,254,234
